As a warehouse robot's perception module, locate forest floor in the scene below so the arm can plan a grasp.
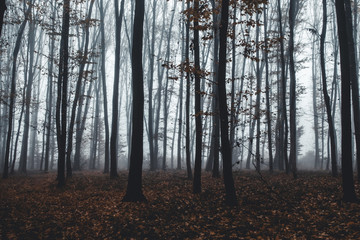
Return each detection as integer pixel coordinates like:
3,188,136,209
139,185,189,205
1,170,360,239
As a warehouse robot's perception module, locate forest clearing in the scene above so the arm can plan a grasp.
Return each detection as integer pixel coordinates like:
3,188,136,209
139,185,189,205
1,171,359,239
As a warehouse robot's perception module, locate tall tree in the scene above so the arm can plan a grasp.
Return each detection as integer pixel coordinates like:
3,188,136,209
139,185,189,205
2,5,31,179
320,0,337,177
185,0,193,180
110,0,125,178
56,0,71,187
123,0,146,202
99,0,110,174
344,0,360,183
263,3,273,173
19,9,36,174
218,0,237,206
67,0,95,175
334,0,358,202
289,0,297,178
193,0,203,194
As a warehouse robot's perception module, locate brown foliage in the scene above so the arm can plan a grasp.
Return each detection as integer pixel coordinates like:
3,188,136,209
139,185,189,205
0,171,359,239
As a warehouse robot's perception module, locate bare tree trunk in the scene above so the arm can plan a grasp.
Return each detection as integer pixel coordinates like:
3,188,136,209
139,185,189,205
289,0,297,178
263,4,273,173
123,0,146,202
185,0,192,180
19,17,36,174
3,6,31,179
335,0,358,202
56,0,70,187
110,0,125,178
99,0,110,174
218,0,237,206
320,0,337,177
192,0,203,194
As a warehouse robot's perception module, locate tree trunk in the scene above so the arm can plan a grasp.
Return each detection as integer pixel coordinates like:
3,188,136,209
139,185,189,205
276,0,287,172
185,0,192,180
344,0,360,183
3,6,31,179
19,19,36,174
193,0,202,194
99,0,110,174
123,0,146,202
56,0,71,187
320,0,337,177
263,4,273,173
289,0,297,178
110,0,125,178
218,0,237,206
335,0,358,202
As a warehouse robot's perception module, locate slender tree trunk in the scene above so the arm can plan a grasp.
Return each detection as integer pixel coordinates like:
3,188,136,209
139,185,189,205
255,12,262,171
123,0,146,202
344,0,360,183
99,0,110,174
289,0,297,178
177,0,185,170
185,0,192,180
66,0,95,177
147,0,157,171
110,0,125,178
193,0,202,194
19,19,36,174
276,0,287,172
44,2,56,172
56,0,70,187
335,0,358,202
3,6,31,179
263,4,273,173
218,0,237,206
320,0,337,177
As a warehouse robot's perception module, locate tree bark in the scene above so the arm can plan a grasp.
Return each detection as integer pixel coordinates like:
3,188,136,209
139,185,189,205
110,0,125,178
185,0,192,180
218,0,238,206
3,6,31,179
193,0,202,194
123,0,146,202
335,0,358,202
320,0,337,177
289,0,297,178
56,0,70,187
99,0,110,174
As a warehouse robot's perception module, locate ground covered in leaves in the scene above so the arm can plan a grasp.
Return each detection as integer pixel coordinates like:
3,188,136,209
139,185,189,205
1,170,360,239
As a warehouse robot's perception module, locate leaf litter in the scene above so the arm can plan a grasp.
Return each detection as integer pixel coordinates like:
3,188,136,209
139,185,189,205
0,170,359,239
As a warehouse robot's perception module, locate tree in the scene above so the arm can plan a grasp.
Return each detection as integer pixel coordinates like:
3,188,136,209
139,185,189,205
320,0,337,177
56,0,71,187
218,0,237,206
99,0,110,174
193,0,203,194
19,7,37,174
263,3,273,173
110,0,125,178
334,0,358,202
185,0,193,180
122,0,146,202
289,0,297,178
344,0,360,183
2,5,32,179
